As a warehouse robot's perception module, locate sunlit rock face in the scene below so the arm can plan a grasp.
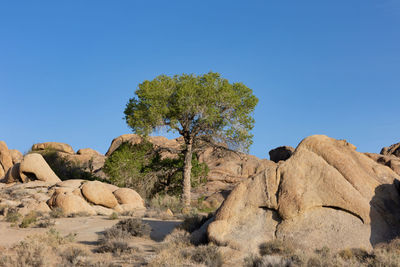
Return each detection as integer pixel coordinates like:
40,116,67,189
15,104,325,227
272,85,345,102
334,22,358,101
208,135,400,252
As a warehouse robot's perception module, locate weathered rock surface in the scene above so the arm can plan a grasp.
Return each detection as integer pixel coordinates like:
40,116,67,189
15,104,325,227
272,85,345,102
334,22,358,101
365,153,400,176
48,189,96,215
4,163,21,183
207,135,400,252
268,146,294,163
113,188,145,209
0,141,13,174
77,148,101,156
32,142,75,154
81,181,118,208
381,142,400,157
19,153,61,183
9,149,23,164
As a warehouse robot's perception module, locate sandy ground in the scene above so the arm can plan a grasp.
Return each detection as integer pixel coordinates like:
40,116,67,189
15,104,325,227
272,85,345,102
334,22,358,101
0,216,182,248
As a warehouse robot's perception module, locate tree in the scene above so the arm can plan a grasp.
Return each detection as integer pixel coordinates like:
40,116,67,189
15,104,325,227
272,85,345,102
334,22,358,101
124,72,258,207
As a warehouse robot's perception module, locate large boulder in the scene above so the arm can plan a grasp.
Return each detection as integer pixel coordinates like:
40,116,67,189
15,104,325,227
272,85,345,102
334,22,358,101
81,181,118,208
32,142,75,154
4,163,22,183
19,153,61,183
268,146,295,163
48,189,96,215
207,135,400,252
0,141,13,174
77,148,101,156
113,188,145,209
9,149,23,164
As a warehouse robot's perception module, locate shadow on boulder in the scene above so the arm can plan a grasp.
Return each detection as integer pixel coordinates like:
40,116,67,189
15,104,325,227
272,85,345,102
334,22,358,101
370,179,400,246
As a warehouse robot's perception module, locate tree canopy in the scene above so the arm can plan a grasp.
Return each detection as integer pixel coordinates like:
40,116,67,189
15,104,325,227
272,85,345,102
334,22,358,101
124,72,258,206
124,72,258,152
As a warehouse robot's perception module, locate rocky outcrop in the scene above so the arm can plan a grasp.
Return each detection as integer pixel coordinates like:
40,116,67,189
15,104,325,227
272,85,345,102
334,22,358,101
268,146,294,163
0,178,145,216
48,188,96,215
365,153,400,176
9,149,23,164
381,142,400,157
19,153,61,183
31,142,75,154
207,135,400,252
0,141,13,175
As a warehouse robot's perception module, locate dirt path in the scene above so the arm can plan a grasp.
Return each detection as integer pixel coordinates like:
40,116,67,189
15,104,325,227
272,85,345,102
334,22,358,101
0,216,182,251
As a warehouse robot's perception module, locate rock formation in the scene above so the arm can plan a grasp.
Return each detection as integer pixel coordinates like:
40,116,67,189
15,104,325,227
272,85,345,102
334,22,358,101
381,142,400,157
0,140,145,216
365,141,400,176
207,135,400,252
31,142,75,154
106,134,270,202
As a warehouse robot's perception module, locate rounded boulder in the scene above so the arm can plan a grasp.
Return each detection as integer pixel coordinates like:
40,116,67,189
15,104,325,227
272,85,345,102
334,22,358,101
81,181,118,208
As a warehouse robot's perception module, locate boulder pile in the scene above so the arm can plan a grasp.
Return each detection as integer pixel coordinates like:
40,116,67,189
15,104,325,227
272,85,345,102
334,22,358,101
207,135,400,252
365,141,400,176
0,141,145,217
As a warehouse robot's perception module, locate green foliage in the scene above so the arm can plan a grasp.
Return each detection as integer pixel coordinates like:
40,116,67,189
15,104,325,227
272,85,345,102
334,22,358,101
5,208,21,223
124,72,258,152
103,141,208,198
148,194,183,214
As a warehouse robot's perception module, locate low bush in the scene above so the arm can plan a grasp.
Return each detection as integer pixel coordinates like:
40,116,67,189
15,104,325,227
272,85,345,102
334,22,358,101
103,141,208,199
148,194,183,214
114,218,151,237
5,208,21,223
49,207,65,218
259,240,295,256
19,211,39,228
179,213,213,233
150,229,221,267
109,212,119,220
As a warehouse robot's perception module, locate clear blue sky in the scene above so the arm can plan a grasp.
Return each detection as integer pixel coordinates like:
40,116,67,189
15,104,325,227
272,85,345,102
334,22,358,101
1,1,399,158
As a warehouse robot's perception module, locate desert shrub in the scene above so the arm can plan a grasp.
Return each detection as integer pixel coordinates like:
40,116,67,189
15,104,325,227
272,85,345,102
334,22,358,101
60,246,89,266
259,240,295,256
103,141,208,199
185,245,222,267
151,229,221,267
98,218,151,253
179,213,213,233
114,218,151,237
19,211,39,228
68,211,92,218
5,208,21,223
37,217,55,228
31,148,97,181
50,207,65,218
98,220,143,255
148,194,183,214
338,248,375,264
109,212,119,220
244,254,293,267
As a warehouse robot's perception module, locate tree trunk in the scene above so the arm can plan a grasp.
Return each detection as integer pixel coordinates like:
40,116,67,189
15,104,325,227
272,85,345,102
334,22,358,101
182,140,193,207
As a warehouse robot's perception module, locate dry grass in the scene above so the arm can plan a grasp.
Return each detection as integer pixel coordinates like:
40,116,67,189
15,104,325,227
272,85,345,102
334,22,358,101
149,229,222,267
